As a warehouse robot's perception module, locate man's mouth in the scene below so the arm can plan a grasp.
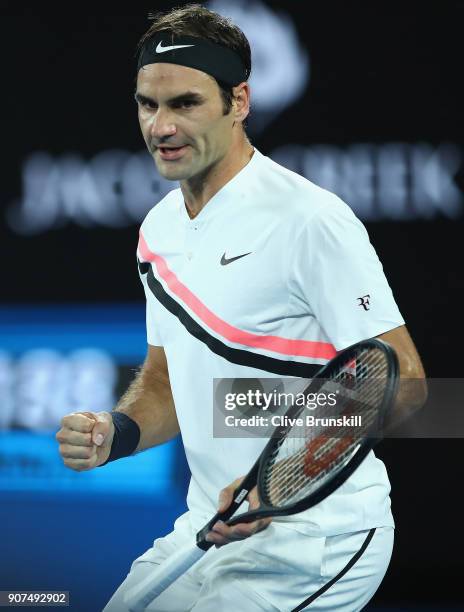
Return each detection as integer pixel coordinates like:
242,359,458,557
157,145,188,161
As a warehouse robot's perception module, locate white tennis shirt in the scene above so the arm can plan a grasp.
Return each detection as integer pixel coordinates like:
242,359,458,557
137,148,404,535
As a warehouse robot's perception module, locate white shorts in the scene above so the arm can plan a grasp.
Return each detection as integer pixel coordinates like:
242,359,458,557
103,512,394,612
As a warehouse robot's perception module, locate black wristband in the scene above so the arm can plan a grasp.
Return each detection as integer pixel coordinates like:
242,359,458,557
100,412,141,466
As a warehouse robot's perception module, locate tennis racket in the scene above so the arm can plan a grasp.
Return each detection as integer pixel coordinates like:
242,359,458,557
124,337,398,611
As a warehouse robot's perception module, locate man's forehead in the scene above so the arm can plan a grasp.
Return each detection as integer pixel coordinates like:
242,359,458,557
137,62,215,95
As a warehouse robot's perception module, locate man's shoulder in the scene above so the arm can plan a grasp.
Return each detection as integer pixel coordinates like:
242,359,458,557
140,187,182,231
254,150,350,222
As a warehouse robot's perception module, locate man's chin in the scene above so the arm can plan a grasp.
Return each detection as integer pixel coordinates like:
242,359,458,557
153,155,181,181
153,158,195,182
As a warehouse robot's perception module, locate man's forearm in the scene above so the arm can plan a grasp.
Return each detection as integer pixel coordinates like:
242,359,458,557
386,376,428,431
377,327,428,431
114,367,179,452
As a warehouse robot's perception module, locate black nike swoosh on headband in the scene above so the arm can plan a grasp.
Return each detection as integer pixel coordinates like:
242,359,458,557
220,252,252,266
139,260,321,377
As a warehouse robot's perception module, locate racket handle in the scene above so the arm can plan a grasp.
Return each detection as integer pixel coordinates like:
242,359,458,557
124,543,205,612
196,459,260,550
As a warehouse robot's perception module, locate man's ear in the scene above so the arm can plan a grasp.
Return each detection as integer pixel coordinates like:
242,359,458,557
232,82,250,123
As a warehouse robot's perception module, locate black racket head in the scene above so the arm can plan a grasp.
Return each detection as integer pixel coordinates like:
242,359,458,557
256,338,399,516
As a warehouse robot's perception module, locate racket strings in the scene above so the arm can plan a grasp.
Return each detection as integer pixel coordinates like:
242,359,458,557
261,347,390,508
267,405,378,506
269,377,383,496
269,441,360,507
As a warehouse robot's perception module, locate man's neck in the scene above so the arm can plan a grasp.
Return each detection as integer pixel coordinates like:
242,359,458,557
181,137,254,219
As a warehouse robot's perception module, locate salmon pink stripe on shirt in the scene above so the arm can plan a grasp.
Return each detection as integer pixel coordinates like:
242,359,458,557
138,232,337,360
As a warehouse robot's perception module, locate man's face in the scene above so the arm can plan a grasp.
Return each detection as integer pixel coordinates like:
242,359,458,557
136,63,235,182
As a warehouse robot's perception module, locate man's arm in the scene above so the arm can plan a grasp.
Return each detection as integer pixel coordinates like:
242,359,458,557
376,324,428,428
116,344,179,452
56,345,179,471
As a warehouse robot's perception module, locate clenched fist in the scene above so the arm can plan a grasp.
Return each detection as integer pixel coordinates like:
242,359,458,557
56,411,114,471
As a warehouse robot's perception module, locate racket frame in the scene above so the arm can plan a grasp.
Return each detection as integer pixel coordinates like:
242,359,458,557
198,337,399,542
254,337,399,517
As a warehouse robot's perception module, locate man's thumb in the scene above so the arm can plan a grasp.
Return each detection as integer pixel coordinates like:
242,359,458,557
217,489,231,512
91,413,113,446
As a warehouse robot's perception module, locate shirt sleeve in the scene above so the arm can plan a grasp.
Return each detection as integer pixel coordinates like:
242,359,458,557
138,264,164,347
292,196,405,351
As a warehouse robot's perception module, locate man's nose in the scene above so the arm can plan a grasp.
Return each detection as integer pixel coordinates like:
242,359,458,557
149,108,176,140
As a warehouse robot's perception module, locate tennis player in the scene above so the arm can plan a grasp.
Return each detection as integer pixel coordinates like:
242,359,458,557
56,5,426,611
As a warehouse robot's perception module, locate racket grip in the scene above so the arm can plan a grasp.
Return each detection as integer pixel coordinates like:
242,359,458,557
124,544,205,612
196,459,260,550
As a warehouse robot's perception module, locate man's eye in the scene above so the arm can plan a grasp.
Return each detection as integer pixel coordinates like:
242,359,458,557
139,100,157,110
175,100,196,109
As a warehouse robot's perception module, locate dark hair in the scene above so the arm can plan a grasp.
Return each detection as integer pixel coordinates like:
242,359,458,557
137,3,251,116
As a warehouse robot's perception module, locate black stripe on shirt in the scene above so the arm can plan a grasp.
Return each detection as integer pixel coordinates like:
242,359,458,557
143,263,322,377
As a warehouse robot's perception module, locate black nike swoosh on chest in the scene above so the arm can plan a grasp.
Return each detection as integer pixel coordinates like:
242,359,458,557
220,252,252,266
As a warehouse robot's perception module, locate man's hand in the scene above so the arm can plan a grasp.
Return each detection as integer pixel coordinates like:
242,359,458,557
56,411,114,471
205,477,272,548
